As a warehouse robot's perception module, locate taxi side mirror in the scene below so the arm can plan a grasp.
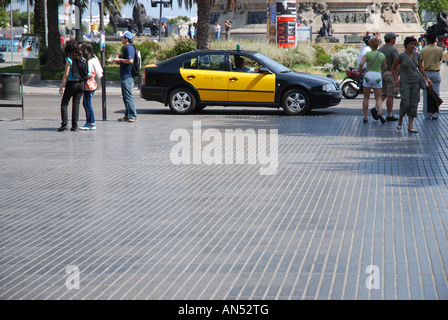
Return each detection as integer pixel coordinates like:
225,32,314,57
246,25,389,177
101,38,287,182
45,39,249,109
258,67,272,74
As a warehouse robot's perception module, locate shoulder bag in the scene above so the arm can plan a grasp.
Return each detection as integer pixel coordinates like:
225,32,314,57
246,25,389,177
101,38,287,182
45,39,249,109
427,86,443,113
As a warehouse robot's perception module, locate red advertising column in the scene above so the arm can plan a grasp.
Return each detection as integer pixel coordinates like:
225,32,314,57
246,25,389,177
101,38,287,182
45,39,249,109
276,1,297,48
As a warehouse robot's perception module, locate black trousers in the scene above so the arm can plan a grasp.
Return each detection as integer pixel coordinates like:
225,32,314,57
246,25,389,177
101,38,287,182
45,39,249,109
60,81,84,128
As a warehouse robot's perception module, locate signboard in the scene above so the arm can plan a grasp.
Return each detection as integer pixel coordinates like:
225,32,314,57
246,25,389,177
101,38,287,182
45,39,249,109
22,34,39,59
296,26,312,42
276,1,297,48
100,30,106,51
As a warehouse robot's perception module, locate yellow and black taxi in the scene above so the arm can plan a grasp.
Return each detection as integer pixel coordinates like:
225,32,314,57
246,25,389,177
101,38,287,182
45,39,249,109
140,48,342,115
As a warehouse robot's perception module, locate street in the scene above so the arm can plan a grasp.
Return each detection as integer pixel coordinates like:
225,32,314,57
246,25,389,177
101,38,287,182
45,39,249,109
1,70,447,301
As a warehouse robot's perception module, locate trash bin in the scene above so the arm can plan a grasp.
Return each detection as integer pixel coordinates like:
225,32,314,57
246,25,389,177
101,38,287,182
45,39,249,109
1,73,22,100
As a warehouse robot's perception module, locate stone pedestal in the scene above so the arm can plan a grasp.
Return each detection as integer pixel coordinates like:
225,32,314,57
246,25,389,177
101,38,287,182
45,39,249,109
211,0,424,44
315,36,340,43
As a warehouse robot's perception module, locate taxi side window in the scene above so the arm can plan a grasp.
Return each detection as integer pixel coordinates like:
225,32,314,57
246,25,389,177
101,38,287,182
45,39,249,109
198,54,226,71
230,55,262,71
182,58,198,69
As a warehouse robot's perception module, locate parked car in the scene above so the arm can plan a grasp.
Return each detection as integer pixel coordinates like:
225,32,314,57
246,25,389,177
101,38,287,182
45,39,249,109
0,52,5,63
140,48,342,115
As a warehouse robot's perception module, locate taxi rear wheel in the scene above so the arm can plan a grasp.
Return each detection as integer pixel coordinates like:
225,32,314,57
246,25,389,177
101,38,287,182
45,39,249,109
169,88,197,114
282,88,311,116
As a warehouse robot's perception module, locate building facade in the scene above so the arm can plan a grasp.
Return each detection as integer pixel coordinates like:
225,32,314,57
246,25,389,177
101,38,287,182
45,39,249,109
210,0,424,43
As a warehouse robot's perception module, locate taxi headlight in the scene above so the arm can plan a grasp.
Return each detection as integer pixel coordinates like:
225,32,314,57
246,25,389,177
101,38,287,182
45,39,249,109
322,83,336,92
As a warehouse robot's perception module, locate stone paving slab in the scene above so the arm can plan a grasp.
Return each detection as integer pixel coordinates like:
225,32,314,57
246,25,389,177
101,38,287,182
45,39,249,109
1,112,447,300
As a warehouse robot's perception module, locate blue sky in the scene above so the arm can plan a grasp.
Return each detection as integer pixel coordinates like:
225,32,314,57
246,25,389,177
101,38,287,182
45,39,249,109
12,1,197,19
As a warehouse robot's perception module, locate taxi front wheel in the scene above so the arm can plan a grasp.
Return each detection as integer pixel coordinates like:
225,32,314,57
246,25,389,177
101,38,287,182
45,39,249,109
282,88,311,116
169,88,197,114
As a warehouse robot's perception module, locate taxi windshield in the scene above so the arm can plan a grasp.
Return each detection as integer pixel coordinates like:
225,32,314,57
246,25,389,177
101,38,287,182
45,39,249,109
252,52,291,73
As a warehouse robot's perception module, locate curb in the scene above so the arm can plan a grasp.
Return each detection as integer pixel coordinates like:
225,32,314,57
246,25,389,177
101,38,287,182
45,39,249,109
22,80,134,96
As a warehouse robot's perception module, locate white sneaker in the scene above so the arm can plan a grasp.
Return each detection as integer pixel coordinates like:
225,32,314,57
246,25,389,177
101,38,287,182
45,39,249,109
80,124,96,130
425,113,433,119
431,113,439,119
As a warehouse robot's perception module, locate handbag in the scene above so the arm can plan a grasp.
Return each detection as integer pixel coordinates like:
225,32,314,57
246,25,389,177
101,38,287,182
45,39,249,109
427,86,443,113
403,52,429,89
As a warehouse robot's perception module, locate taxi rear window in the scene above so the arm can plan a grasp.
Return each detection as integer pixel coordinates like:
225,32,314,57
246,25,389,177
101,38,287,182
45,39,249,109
182,54,227,71
182,58,198,69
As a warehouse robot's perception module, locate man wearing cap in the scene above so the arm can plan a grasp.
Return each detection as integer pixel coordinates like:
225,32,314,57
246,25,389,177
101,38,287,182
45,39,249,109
113,31,137,122
374,32,400,121
357,33,373,70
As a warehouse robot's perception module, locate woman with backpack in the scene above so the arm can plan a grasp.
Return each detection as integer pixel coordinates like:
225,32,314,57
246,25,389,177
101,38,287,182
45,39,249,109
80,42,103,131
58,39,88,132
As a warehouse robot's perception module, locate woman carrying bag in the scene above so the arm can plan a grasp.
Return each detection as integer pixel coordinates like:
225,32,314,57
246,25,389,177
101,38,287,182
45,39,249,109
358,37,387,124
391,36,432,133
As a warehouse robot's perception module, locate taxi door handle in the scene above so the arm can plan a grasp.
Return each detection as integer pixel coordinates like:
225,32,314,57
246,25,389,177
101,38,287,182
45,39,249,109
187,75,196,79
229,77,238,81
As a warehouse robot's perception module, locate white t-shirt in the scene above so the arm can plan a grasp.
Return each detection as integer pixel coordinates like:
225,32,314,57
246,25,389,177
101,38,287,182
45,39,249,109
357,44,371,70
214,24,221,33
90,55,103,80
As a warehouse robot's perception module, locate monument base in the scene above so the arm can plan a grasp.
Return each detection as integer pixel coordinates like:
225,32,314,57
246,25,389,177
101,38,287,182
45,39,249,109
315,36,339,43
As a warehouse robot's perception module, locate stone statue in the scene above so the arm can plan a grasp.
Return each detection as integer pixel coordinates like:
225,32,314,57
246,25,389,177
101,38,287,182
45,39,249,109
316,10,339,43
318,10,333,37
109,5,138,34
132,2,160,36
427,11,448,38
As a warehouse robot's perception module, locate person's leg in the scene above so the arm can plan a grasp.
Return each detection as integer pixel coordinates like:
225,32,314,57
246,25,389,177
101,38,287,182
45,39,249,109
71,82,84,130
374,88,383,114
422,85,429,117
430,71,441,118
386,96,395,116
382,71,398,120
82,90,95,125
408,82,421,132
59,82,73,130
121,77,137,120
362,86,370,121
396,85,408,130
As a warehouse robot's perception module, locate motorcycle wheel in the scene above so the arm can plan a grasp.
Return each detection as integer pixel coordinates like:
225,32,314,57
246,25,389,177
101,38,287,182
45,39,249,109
342,81,359,99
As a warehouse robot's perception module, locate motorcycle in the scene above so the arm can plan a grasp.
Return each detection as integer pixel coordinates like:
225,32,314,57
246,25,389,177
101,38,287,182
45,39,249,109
340,67,363,99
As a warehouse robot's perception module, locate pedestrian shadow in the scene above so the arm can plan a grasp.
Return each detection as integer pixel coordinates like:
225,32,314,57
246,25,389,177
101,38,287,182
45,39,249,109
10,127,59,132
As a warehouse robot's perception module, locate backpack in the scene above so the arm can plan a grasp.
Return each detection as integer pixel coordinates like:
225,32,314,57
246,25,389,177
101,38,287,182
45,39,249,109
131,45,141,78
71,57,89,81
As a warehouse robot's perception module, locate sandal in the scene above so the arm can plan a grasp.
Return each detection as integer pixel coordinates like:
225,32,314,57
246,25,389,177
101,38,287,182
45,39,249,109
396,125,402,131
408,128,418,133
378,113,386,124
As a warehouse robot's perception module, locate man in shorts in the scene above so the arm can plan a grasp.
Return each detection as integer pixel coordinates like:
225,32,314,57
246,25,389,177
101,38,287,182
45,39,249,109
376,32,400,121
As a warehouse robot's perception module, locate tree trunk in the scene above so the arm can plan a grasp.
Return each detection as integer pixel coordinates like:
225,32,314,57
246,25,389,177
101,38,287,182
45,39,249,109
196,0,210,50
33,0,46,48
45,0,64,72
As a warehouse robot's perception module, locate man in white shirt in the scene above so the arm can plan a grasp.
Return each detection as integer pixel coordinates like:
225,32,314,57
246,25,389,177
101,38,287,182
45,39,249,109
213,22,221,42
357,35,373,70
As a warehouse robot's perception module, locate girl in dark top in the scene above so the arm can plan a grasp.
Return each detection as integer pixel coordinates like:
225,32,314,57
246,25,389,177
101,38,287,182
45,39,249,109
58,39,85,132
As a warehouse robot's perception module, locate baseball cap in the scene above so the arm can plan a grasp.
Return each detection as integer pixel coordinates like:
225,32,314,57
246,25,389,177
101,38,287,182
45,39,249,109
123,31,134,40
363,35,373,45
384,32,399,40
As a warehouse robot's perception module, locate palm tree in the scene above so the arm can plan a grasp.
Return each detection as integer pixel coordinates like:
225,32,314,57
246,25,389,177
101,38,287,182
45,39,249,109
45,0,64,71
177,0,236,50
37,0,135,72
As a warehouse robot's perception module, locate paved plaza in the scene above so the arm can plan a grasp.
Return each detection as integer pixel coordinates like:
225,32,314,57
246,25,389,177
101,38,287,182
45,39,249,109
1,75,448,300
